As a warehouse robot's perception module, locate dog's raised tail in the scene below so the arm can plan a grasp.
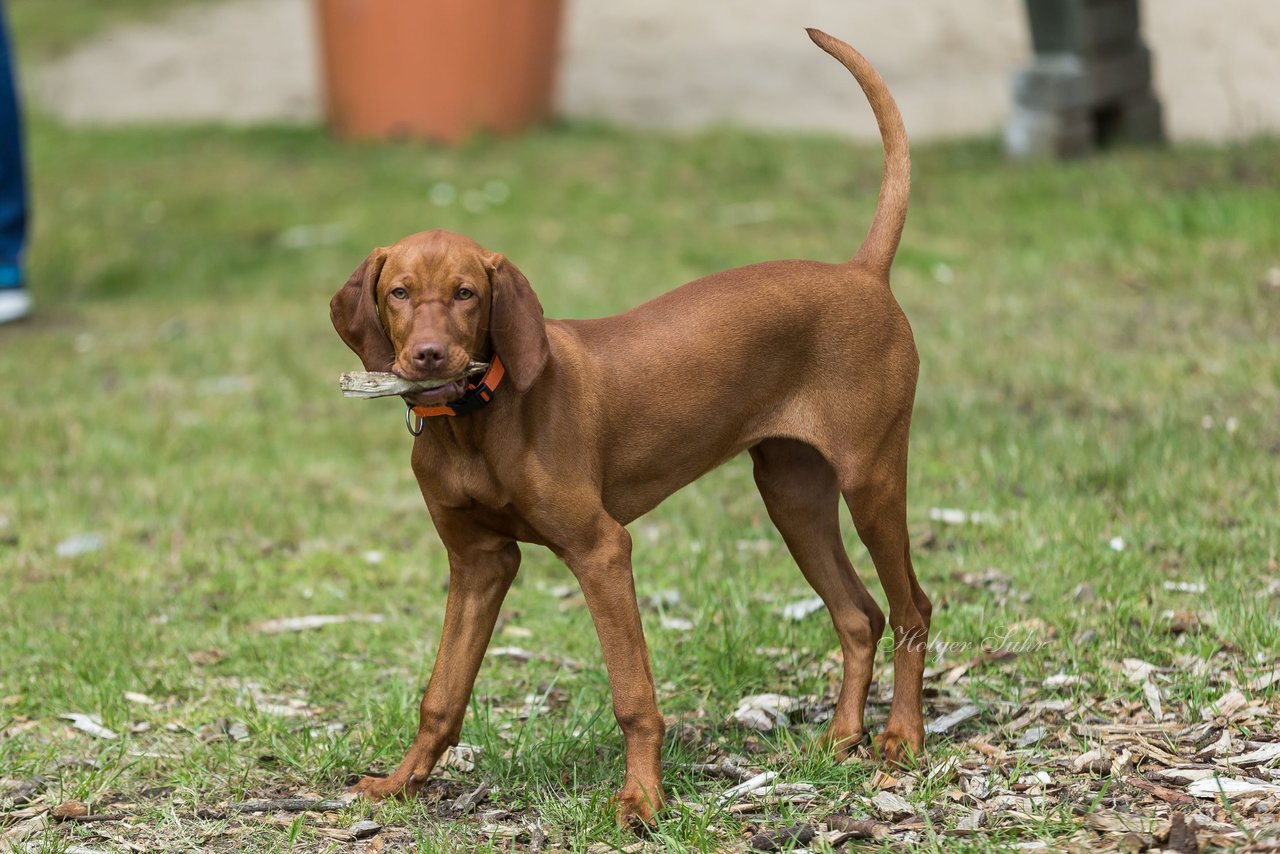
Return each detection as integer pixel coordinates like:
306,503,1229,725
806,28,910,276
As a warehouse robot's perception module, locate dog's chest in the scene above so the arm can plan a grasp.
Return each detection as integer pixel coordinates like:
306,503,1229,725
414,455,549,544
411,442,512,511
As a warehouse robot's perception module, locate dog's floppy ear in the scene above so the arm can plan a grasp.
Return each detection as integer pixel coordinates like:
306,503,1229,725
330,248,392,371
485,253,549,392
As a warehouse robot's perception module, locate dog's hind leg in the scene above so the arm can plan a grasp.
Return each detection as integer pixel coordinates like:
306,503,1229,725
840,432,930,764
750,438,885,754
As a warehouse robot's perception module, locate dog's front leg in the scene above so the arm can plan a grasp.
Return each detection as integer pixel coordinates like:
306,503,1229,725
561,519,666,827
351,540,519,801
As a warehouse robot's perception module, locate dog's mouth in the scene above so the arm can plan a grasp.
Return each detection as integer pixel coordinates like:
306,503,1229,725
402,379,468,408
392,360,489,409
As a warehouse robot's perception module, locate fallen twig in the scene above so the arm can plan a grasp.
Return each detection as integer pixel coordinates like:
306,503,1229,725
749,823,815,851
250,614,385,634
1123,773,1196,806
58,813,126,824
688,759,754,782
196,793,358,819
316,820,382,842
718,771,776,805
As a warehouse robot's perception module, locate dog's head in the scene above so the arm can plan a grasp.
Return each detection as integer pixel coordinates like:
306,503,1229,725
330,230,549,406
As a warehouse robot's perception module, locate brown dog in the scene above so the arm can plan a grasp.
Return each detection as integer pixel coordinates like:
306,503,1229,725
331,29,928,825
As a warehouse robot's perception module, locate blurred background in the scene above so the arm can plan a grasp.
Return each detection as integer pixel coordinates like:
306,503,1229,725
25,0,1280,141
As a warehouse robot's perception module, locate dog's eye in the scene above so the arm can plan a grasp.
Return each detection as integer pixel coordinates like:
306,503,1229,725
390,287,409,300
455,287,475,300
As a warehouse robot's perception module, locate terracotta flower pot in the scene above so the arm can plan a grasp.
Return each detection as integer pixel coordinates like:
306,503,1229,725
314,0,564,143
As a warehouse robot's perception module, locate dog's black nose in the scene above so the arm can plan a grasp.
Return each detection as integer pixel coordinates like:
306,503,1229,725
411,342,447,369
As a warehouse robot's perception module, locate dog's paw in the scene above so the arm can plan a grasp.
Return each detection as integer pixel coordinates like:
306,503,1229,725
349,773,417,802
614,782,665,830
816,725,866,760
871,728,923,767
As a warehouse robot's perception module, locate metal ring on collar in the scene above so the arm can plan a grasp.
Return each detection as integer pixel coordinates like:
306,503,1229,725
405,403,425,437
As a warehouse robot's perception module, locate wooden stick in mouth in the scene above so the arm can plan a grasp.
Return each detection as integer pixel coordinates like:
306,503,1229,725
339,362,489,399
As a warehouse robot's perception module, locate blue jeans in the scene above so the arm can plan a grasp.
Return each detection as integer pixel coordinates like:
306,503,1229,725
0,0,25,289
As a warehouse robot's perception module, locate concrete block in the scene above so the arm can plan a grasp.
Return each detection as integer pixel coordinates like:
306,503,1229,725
1013,44,1152,112
1005,105,1094,159
1013,55,1091,112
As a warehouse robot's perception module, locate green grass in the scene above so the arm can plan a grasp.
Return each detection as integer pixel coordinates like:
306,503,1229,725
2,6,1280,853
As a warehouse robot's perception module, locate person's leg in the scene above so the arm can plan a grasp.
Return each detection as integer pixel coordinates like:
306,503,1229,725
0,0,29,324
